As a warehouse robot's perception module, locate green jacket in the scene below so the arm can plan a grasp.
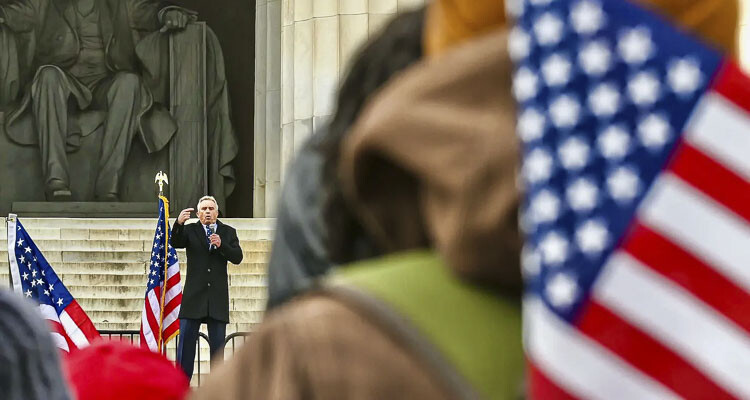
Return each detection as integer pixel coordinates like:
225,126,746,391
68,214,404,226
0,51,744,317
329,250,525,399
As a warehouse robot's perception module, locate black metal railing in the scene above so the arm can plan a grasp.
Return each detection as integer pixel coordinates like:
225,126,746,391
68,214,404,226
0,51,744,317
97,330,251,386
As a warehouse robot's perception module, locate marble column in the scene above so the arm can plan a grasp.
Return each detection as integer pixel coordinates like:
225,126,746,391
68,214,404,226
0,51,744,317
254,0,282,217
254,0,425,217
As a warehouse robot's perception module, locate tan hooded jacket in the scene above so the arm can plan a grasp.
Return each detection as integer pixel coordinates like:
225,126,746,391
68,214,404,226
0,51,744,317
191,1,738,399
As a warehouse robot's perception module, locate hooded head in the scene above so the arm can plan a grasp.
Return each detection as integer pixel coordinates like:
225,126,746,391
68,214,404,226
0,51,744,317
424,0,738,57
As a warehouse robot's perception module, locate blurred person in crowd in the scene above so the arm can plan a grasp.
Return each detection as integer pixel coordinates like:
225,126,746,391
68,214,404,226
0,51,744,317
265,7,426,310
192,1,522,399
193,0,739,399
65,341,189,400
0,289,72,400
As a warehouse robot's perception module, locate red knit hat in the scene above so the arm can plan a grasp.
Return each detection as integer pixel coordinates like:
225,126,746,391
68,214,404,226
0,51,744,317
65,341,190,400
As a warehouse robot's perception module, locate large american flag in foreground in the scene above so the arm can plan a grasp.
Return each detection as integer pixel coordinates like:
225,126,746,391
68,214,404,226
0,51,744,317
140,196,182,352
6,215,100,352
512,0,750,398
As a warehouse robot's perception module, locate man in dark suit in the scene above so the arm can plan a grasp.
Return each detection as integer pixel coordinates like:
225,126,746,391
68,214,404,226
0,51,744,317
171,195,243,380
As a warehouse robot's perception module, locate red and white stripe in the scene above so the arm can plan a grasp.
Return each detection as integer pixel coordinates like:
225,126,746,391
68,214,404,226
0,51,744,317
529,62,750,399
39,301,99,353
140,260,182,352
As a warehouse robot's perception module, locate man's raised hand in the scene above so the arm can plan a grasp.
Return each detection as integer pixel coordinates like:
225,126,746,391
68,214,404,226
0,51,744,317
177,208,194,224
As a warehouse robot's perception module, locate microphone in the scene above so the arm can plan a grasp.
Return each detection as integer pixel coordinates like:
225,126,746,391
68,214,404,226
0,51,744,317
207,226,215,251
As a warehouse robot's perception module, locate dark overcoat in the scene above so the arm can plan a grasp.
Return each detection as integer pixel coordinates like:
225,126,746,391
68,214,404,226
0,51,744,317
171,220,243,323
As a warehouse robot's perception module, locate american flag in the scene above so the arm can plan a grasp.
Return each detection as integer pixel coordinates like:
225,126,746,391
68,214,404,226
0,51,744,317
512,0,750,398
140,196,182,352
6,215,100,352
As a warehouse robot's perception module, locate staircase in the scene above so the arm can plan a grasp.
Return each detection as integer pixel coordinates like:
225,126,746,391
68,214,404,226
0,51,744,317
0,217,274,386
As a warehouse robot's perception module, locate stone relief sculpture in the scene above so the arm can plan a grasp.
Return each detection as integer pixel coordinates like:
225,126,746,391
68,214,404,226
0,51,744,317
0,0,238,211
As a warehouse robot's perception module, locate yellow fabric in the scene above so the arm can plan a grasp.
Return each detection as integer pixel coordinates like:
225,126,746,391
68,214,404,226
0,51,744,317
423,0,506,57
424,0,738,57
635,0,739,56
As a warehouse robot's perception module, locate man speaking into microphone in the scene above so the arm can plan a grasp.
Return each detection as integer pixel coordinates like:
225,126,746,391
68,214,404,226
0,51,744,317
171,195,243,380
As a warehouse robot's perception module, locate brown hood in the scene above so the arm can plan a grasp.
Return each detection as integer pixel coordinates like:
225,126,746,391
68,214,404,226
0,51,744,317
339,30,523,291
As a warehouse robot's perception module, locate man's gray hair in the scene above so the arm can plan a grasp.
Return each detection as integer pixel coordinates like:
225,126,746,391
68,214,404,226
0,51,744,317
197,195,219,210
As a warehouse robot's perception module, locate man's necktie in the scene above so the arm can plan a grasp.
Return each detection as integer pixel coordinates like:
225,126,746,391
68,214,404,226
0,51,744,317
205,226,213,250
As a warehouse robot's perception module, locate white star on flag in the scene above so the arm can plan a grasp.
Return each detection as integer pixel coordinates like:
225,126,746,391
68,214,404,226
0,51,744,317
525,148,555,183
522,246,542,277
567,177,599,212
589,82,620,117
509,27,532,62
514,67,540,102
534,13,564,47
668,57,702,96
598,125,631,160
540,231,569,265
530,190,562,223
546,272,579,307
618,26,653,65
607,166,640,202
570,0,605,34
550,95,581,128
638,113,671,149
579,40,612,76
505,0,524,19
558,137,590,170
576,220,610,254
542,53,572,87
518,108,547,143
628,71,661,107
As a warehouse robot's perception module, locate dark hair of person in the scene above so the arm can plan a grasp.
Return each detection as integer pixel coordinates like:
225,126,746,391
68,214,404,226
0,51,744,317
317,7,425,264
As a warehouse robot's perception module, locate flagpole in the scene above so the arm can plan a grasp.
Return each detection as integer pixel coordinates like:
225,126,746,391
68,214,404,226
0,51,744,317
155,172,170,354
6,214,14,289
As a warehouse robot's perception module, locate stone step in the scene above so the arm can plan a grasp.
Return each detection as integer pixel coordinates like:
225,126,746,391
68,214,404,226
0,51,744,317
47,272,268,288
21,227,274,241
228,274,267,286
0,261,147,274
6,217,275,231
0,249,269,264
87,310,264,324
32,240,146,252
20,239,272,253
231,298,267,311
66,285,267,300
93,321,257,333
0,261,267,274
76,296,267,313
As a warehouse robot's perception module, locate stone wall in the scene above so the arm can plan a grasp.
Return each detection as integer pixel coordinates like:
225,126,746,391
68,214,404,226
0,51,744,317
253,0,426,217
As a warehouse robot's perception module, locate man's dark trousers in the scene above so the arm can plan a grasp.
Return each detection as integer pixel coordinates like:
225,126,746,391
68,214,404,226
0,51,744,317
177,317,226,380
